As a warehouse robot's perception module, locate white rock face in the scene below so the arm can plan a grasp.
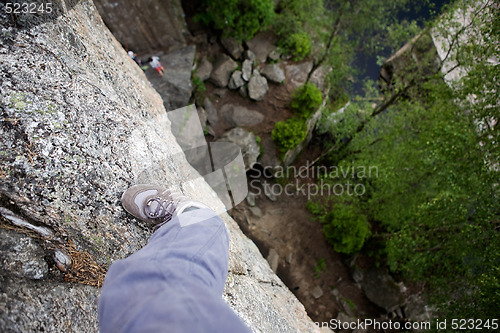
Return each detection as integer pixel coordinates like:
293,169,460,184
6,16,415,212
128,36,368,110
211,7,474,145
0,1,320,332
431,0,496,84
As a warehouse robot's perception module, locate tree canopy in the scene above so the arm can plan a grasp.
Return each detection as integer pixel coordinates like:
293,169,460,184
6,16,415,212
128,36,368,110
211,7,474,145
313,0,499,321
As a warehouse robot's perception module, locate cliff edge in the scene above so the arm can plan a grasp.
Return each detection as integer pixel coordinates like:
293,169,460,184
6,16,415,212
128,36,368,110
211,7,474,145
0,1,319,332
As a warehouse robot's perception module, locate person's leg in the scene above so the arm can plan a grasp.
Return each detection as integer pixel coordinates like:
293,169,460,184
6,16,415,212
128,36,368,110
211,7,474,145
98,207,251,333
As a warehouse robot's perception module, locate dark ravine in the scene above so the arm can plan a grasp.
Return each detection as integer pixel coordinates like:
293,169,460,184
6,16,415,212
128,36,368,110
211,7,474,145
0,1,321,332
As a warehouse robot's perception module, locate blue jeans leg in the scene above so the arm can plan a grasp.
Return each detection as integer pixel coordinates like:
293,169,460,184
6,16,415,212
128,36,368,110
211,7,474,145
98,208,252,333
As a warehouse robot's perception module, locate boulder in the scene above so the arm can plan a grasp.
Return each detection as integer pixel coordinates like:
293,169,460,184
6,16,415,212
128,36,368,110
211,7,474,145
221,37,244,59
351,266,364,284
285,61,313,89
269,49,281,61
311,286,324,299
246,31,278,63
244,49,256,62
309,66,331,91
242,59,253,81
196,56,213,81
267,249,280,273
404,294,433,322
221,104,264,127
210,54,238,87
246,192,256,206
239,86,248,98
203,97,219,126
248,72,269,101
261,64,285,83
217,127,260,170
228,70,245,90
361,267,405,313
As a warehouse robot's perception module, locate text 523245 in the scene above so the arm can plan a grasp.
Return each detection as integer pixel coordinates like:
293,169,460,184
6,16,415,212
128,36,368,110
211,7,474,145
4,2,53,14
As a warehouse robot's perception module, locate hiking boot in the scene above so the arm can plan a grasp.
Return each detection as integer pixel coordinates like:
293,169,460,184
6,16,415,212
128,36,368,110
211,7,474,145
121,184,209,226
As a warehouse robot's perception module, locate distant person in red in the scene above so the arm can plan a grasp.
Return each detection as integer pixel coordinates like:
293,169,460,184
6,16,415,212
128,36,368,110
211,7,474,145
148,56,165,76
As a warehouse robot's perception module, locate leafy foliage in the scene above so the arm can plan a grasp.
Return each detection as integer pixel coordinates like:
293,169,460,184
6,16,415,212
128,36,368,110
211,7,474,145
291,83,322,118
191,76,206,104
271,117,307,152
311,0,499,320
283,32,312,61
306,199,327,216
320,204,371,254
274,0,325,58
196,0,275,41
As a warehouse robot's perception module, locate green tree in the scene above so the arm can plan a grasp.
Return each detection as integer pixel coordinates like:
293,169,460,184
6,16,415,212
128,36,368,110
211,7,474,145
197,0,275,41
283,32,312,61
274,0,324,60
291,83,323,118
320,204,371,254
314,0,499,321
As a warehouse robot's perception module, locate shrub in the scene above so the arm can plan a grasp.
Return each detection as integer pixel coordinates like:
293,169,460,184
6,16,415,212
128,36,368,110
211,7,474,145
196,0,275,41
284,32,312,61
306,200,326,216
272,117,307,152
291,82,322,118
274,0,324,59
321,205,371,254
192,76,206,93
192,76,206,103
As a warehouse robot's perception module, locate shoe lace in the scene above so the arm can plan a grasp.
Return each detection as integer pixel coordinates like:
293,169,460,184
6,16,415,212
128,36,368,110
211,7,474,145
144,192,183,231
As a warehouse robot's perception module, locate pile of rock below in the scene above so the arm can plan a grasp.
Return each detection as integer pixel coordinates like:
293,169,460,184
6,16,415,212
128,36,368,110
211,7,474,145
191,31,325,174
208,50,273,101
193,34,288,102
